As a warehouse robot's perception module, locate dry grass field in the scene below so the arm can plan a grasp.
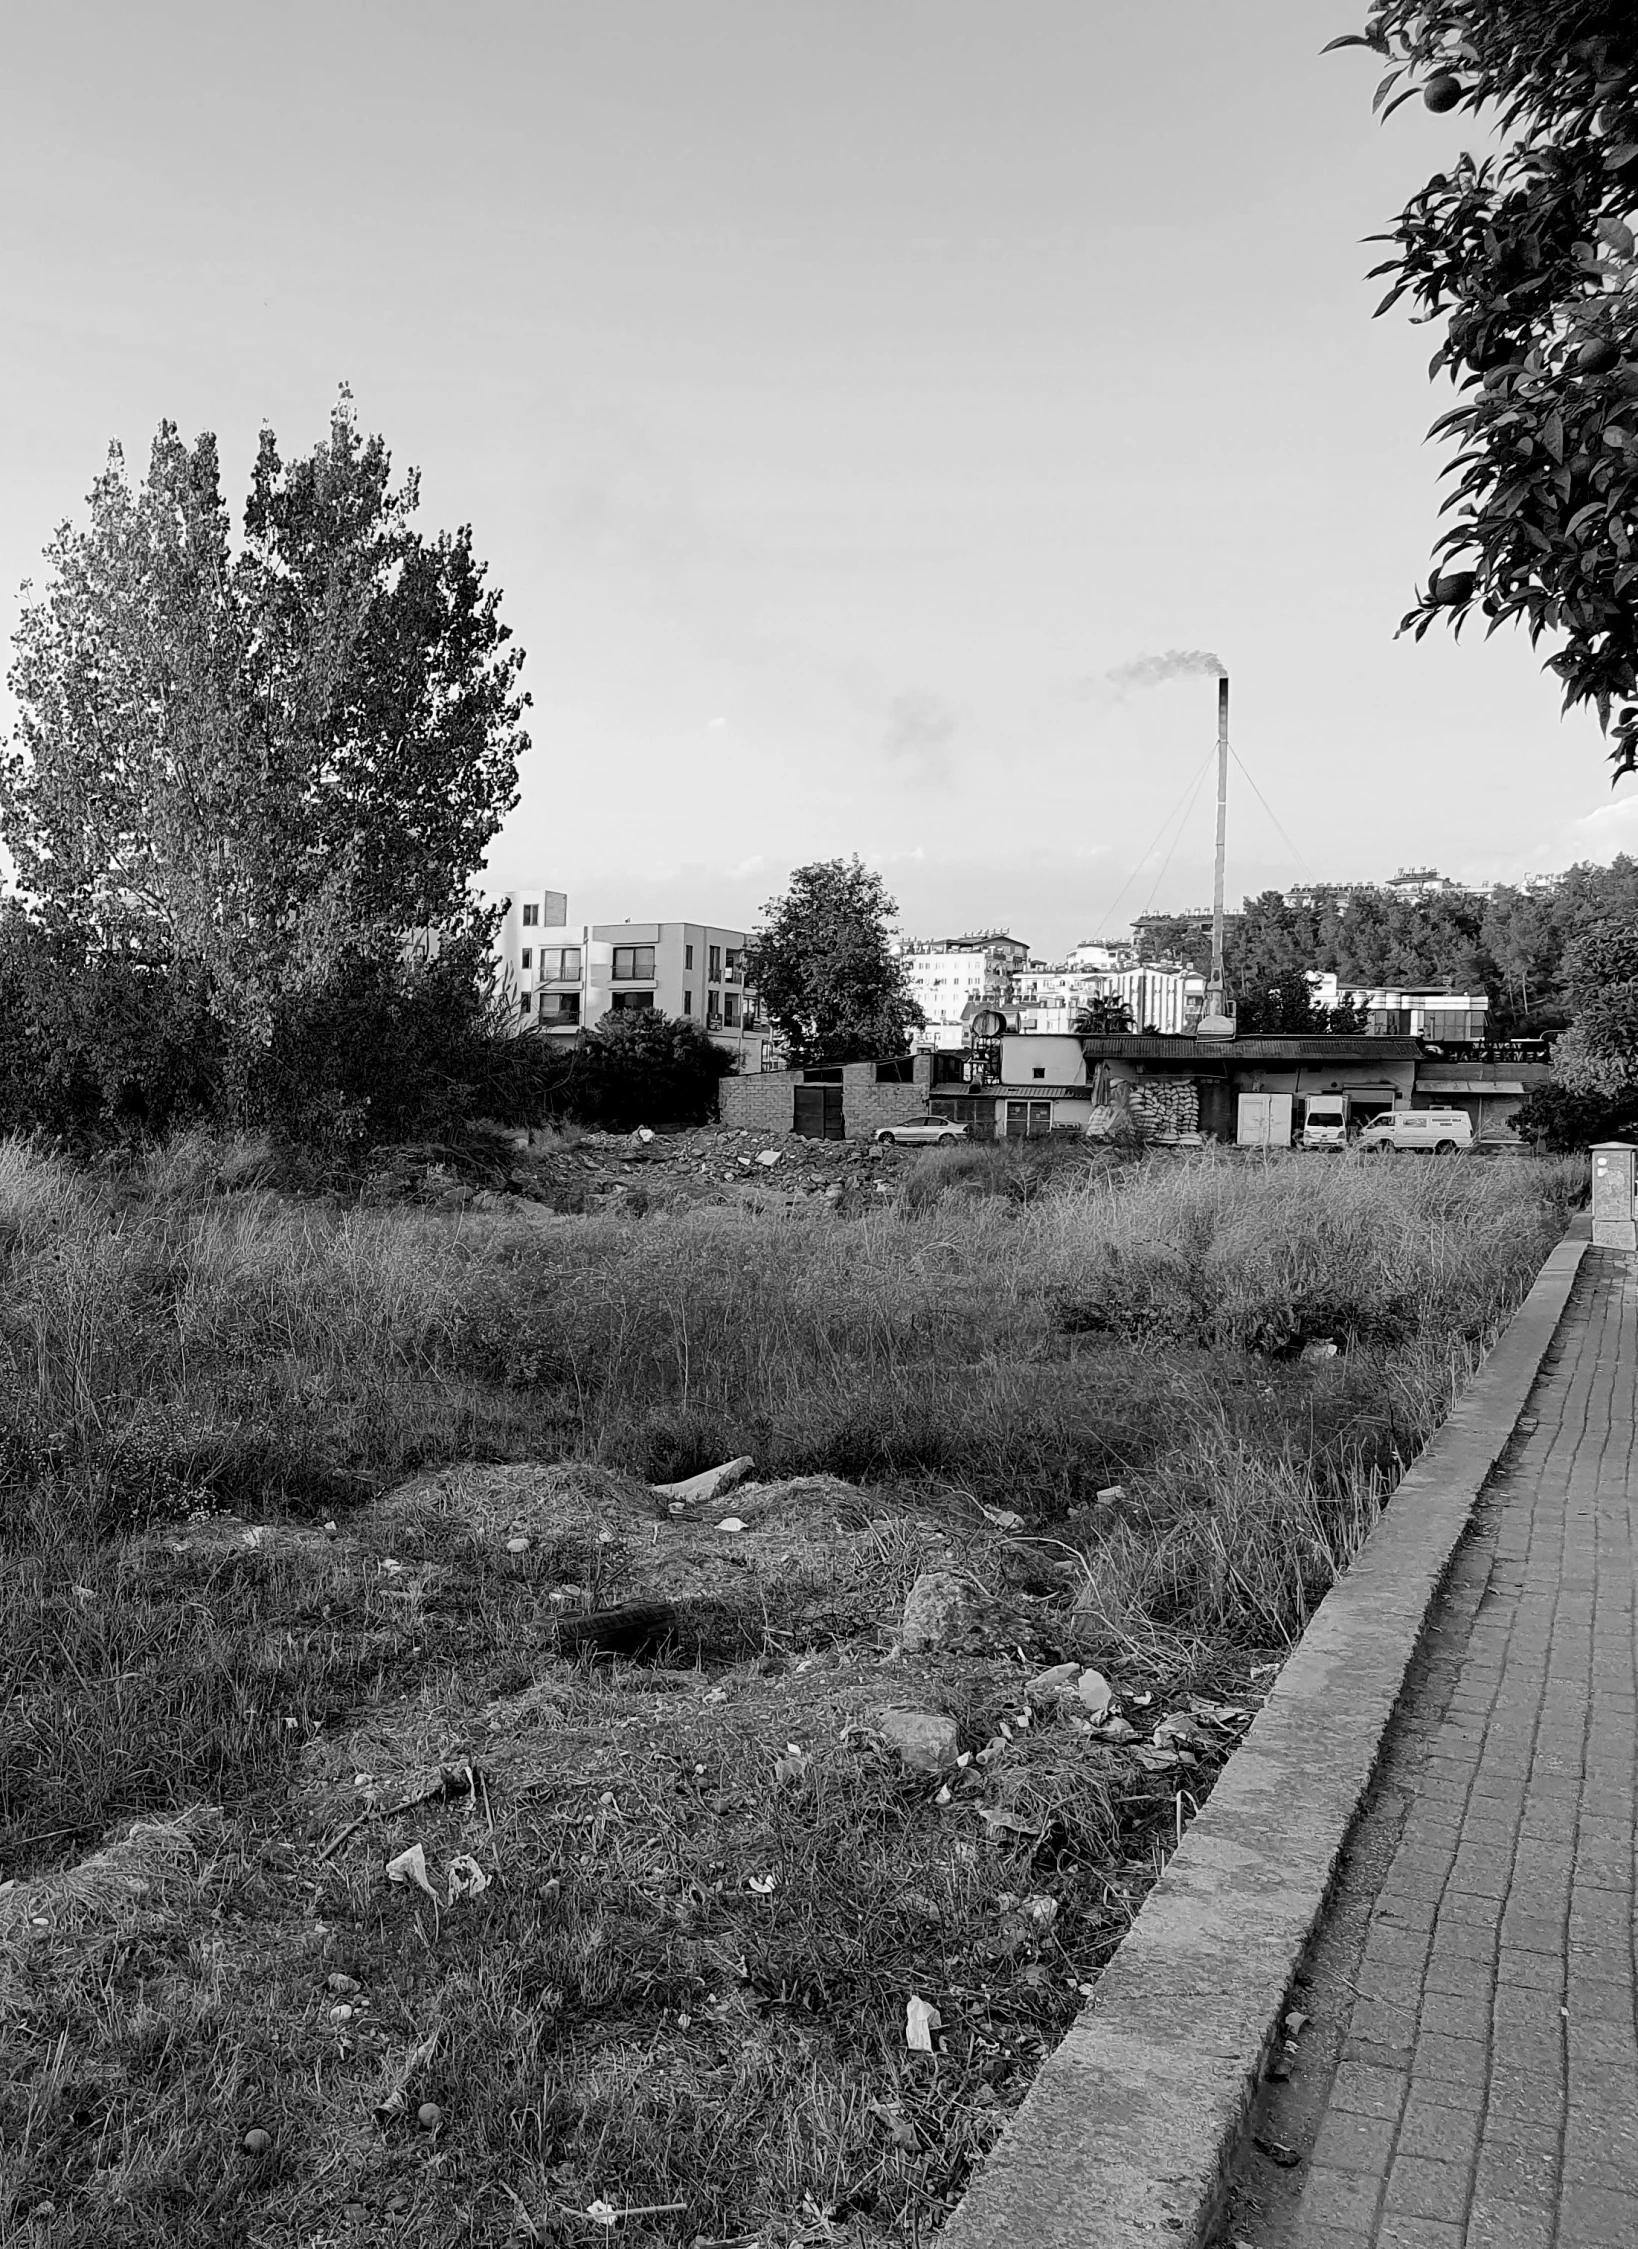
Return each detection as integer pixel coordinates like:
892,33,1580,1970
0,1137,1584,2247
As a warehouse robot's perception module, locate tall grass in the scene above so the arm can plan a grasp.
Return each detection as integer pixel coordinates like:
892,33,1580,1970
0,1137,1584,2244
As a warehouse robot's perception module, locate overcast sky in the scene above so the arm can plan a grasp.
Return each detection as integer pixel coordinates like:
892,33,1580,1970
4,1,1635,957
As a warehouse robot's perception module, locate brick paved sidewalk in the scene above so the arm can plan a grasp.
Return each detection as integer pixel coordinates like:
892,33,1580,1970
1229,1247,1638,2249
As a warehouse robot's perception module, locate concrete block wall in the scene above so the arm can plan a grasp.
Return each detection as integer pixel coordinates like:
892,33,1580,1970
718,1073,796,1134
840,1067,933,1137
717,1055,934,1138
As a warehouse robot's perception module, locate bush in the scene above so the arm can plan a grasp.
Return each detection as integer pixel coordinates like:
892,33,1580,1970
1512,1080,1638,1152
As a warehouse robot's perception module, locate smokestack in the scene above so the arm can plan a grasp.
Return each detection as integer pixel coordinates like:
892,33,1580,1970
1196,672,1237,1039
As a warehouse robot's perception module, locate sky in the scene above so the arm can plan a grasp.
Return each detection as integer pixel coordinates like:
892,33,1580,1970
4,0,1637,959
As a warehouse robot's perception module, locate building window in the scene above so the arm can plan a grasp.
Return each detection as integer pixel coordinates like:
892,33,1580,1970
723,994,739,1027
612,944,655,981
522,903,540,927
683,989,693,1014
707,991,722,1025
519,990,532,1013
708,944,722,981
520,947,532,970
685,944,694,970
537,946,582,981
543,991,580,1020
1032,1067,1046,1080
610,990,654,1011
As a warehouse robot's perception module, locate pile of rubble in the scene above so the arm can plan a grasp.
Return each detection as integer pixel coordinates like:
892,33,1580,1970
362,1121,914,1215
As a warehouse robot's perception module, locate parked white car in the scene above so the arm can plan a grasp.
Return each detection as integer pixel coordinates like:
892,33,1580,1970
1356,1108,1473,1155
874,1116,970,1146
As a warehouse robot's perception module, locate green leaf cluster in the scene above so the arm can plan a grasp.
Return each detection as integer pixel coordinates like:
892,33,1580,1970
1332,4,1638,769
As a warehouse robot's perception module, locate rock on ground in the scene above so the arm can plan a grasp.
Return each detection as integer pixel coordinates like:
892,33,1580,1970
876,1708,960,1773
901,1570,981,1653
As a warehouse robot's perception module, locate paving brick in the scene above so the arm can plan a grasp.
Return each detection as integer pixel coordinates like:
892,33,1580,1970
1557,2182,1638,2244
1216,1255,1638,2249
1295,2164,1383,2231
1394,2088,1482,2164
1382,2151,1471,2222
1471,2123,1560,2210
1310,2105,1397,2173
1329,2059,1410,2121
1462,2201,1556,2249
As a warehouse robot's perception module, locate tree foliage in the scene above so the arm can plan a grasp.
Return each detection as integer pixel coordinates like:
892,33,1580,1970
2,392,528,1032
0,393,536,1158
1329,4,1638,771
743,858,923,1068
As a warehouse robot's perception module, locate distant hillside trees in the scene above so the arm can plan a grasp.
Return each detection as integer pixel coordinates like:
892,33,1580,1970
1138,864,1638,1039
0,393,537,1156
744,858,924,1068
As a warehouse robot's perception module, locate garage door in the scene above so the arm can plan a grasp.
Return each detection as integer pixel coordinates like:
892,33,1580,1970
793,1084,845,1140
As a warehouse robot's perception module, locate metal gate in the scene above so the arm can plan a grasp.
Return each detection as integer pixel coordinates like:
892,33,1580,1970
793,1084,845,1140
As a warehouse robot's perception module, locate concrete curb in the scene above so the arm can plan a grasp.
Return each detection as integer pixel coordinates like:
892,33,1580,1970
941,1229,1590,2249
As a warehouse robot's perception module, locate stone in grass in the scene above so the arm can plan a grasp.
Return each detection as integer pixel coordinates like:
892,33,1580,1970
877,1709,960,1773
901,1571,980,1653
651,1457,756,1508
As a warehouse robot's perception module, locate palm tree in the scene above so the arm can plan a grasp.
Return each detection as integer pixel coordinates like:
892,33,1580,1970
1072,994,1135,1035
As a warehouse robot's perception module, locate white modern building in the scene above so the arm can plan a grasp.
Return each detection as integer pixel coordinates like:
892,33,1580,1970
1308,973,1489,1046
895,932,1031,1050
488,889,773,1069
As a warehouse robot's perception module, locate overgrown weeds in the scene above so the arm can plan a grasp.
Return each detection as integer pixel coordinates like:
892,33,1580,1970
0,1136,1584,2244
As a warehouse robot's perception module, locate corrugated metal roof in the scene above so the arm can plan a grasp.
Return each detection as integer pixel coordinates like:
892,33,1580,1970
1416,1080,1527,1095
934,1085,1085,1101
1074,1034,1424,1062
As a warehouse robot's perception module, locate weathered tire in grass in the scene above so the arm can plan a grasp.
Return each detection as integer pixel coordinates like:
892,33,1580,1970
879,1133,897,1145
1435,1139,1457,1155
939,1132,960,1144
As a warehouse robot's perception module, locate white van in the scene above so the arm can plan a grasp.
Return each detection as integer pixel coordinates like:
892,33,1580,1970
1299,1099,1349,1152
1356,1108,1472,1155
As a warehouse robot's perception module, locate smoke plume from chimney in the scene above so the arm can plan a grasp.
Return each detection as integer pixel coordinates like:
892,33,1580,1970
1105,648,1226,694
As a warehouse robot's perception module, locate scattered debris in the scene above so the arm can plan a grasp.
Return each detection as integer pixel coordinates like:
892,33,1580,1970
1076,1668,1115,1719
1255,2134,1302,2169
416,2101,443,2131
715,1517,748,1535
446,1853,490,1903
978,1504,1026,1532
374,2027,441,2126
505,1535,532,1555
242,2128,272,2156
385,1842,438,1900
905,1994,941,2051
1301,1339,1339,1362
1026,1661,1080,1701
756,1150,781,1168
1152,1712,1210,1753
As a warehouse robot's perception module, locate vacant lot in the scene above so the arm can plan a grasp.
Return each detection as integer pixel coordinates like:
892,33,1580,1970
0,1138,1583,2247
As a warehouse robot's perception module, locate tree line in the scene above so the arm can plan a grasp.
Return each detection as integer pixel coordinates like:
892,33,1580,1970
1138,862,1638,1037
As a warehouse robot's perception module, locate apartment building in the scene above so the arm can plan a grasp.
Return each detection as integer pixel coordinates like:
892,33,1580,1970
490,891,773,1069
895,932,1031,1050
